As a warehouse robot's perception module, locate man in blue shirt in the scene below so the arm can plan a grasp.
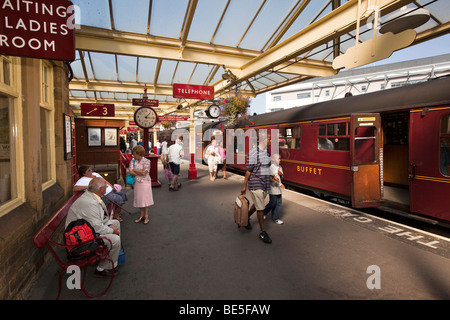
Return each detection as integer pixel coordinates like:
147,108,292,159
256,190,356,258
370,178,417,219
240,131,272,243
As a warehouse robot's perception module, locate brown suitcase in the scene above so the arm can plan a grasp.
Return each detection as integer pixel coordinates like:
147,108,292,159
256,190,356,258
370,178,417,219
234,194,249,227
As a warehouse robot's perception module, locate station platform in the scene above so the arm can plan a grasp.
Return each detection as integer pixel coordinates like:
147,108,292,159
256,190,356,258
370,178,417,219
26,162,450,301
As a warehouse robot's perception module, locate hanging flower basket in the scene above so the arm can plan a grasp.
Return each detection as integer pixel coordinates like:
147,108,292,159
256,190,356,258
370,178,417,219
161,120,175,129
218,94,251,125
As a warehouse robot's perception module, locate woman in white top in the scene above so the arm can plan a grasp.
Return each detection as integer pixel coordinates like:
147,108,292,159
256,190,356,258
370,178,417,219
205,137,221,181
73,165,128,221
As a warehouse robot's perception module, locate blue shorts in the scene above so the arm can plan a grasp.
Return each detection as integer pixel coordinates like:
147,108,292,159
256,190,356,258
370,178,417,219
169,162,180,175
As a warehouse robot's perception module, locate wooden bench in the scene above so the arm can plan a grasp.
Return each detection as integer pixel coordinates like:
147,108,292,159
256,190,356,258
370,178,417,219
32,192,115,299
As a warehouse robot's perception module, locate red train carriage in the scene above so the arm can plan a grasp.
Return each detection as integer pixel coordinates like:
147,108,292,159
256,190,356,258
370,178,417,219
245,114,381,208
220,76,450,222
409,106,450,221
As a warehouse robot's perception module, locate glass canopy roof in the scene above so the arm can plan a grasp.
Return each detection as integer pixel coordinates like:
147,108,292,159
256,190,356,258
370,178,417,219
68,0,450,118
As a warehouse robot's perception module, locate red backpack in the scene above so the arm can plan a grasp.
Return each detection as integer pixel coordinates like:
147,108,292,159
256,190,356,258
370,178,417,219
63,219,104,260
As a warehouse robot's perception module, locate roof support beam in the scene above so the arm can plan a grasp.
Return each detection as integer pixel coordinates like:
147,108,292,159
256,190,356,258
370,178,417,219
76,26,256,70
154,59,162,86
210,0,231,44
75,26,334,78
237,0,267,48
180,0,198,48
225,0,415,92
266,0,311,49
108,0,115,30
70,79,175,96
78,49,90,83
413,21,450,46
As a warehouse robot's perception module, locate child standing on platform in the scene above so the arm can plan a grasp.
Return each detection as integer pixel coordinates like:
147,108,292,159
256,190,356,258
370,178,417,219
263,154,284,225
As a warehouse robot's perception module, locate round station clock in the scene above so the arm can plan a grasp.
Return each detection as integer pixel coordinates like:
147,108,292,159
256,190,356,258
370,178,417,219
134,106,158,128
207,104,221,119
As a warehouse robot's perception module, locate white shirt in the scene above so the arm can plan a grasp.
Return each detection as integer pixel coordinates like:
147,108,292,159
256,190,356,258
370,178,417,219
168,143,184,164
269,164,283,195
205,144,221,163
74,172,113,195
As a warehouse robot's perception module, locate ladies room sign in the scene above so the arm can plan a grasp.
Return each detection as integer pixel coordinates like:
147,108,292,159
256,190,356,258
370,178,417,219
0,0,76,60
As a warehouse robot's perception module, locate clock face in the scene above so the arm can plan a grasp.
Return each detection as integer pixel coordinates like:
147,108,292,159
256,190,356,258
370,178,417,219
208,105,221,118
134,107,158,128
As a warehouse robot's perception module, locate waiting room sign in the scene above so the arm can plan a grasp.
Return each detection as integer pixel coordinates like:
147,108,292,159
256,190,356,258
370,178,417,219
0,0,76,60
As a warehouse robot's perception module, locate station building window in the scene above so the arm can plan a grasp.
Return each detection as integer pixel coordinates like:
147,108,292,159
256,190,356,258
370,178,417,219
2,56,11,86
318,122,349,151
40,61,55,187
0,95,15,209
0,56,23,217
279,126,301,149
440,114,450,176
297,92,311,99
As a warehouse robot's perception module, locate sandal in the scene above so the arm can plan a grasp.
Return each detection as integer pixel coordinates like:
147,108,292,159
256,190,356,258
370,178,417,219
134,217,144,223
143,218,149,225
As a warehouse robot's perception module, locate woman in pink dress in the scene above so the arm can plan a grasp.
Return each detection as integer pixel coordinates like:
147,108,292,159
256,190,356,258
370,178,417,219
129,145,154,224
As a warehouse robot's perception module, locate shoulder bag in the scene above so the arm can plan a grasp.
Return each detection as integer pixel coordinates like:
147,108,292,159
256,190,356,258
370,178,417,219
126,159,135,185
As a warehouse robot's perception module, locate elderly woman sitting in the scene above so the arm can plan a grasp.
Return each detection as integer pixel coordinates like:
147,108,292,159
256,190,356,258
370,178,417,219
73,165,128,221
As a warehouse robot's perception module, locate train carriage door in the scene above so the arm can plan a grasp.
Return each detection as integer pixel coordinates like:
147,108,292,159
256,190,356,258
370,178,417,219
409,108,450,221
350,113,382,208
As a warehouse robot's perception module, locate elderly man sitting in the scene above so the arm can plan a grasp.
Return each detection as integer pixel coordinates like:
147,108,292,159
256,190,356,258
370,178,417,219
73,165,127,221
66,177,121,277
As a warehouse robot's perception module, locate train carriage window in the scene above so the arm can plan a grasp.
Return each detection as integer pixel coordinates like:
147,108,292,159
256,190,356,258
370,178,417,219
440,114,450,176
327,124,334,136
336,123,347,136
354,126,377,164
319,124,326,136
318,122,349,151
279,126,301,149
286,128,292,137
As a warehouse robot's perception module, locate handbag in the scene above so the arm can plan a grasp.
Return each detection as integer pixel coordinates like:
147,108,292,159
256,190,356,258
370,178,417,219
164,163,173,180
118,247,126,266
126,159,136,185
126,174,135,185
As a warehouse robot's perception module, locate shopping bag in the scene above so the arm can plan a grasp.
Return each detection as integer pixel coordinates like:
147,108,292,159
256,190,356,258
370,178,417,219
164,166,173,180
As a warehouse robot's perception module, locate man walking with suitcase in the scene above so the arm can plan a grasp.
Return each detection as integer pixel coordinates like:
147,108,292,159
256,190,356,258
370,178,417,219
240,131,272,244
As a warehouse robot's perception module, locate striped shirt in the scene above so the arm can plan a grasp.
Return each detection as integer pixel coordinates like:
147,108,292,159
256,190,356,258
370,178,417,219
247,146,271,191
